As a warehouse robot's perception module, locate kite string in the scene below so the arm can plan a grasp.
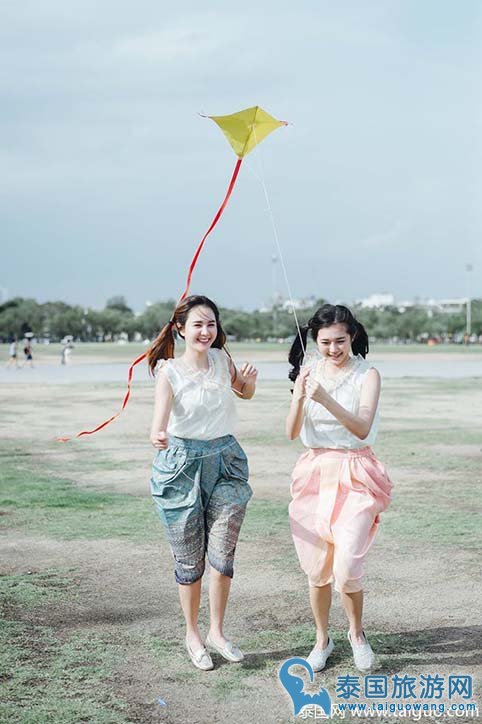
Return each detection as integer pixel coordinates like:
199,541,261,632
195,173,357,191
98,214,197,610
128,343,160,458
250,126,306,358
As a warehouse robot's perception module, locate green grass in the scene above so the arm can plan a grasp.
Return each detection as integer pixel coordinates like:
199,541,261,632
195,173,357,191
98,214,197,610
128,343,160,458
383,506,481,548
0,570,76,609
0,621,129,724
378,427,482,476
241,499,290,540
0,453,160,542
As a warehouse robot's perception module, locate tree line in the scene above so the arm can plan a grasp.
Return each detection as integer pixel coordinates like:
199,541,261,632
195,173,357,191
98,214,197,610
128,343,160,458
0,295,480,343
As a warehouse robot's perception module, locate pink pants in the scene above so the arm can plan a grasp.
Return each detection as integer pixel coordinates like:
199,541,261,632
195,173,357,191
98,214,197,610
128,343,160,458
289,447,392,593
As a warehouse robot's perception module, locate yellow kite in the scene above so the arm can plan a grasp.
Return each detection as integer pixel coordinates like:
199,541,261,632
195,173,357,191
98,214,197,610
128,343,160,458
209,106,287,159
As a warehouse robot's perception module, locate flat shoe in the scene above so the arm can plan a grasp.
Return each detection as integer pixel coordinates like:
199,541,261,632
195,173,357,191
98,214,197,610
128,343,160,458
306,637,334,672
348,631,375,672
185,639,214,671
205,634,244,662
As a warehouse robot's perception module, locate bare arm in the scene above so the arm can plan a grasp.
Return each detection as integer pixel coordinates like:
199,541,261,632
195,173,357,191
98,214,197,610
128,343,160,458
305,367,380,440
150,370,174,449
285,367,310,440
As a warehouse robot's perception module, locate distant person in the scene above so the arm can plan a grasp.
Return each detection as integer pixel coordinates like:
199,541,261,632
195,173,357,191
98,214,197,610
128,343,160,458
286,304,393,672
148,295,257,671
22,339,34,368
6,339,19,368
60,342,74,365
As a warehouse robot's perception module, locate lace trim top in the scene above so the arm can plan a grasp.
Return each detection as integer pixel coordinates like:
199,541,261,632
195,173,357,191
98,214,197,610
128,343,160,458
300,354,379,449
155,348,237,440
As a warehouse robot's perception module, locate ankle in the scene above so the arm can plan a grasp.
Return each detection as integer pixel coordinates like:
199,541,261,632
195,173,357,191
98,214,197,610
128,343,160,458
208,626,224,641
186,626,201,640
349,627,365,645
315,632,329,649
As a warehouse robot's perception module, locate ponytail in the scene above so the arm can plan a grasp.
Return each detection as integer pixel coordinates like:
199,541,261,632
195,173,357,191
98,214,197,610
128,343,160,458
147,321,176,374
352,320,369,358
288,324,310,382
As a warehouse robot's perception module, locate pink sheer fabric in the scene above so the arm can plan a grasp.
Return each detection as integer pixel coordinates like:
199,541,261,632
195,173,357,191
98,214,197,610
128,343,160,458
289,447,392,592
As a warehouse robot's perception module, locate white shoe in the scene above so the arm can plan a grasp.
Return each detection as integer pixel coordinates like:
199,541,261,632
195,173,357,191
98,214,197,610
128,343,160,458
205,634,244,663
348,631,375,671
306,637,334,672
185,639,214,671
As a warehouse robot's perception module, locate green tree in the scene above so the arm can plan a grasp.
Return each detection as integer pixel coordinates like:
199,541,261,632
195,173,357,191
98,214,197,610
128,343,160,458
49,307,86,340
105,296,134,315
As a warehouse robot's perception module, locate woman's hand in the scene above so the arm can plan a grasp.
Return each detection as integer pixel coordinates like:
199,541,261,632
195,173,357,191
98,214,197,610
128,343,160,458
239,362,258,383
232,361,258,399
305,376,329,405
293,366,310,401
150,431,169,450
286,366,310,440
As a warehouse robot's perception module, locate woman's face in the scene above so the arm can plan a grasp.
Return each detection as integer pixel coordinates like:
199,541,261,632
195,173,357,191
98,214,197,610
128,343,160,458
180,305,218,353
316,323,352,367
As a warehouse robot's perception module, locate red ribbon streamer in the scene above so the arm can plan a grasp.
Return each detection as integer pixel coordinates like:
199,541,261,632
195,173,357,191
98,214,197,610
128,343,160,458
179,157,242,302
57,157,243,442
56,351,147,442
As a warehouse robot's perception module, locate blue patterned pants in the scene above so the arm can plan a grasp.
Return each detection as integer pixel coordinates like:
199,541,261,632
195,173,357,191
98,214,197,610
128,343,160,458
151,435,252,584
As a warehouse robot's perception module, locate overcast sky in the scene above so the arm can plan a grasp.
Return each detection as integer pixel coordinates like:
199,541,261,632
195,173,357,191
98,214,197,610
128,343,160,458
1,1,480,311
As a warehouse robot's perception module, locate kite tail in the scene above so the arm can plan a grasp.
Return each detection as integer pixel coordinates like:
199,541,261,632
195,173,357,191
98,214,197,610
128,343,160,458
57,158,243,442
179,157,242,301
56,351,147,442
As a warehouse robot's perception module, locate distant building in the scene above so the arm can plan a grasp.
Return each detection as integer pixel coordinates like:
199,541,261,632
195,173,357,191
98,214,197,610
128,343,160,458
282,295,317,312
427,298,467,314
397,298,467,314
358,293,395,309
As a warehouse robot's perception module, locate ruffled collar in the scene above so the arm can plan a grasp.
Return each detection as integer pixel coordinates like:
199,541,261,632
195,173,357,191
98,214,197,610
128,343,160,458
311,354,365,393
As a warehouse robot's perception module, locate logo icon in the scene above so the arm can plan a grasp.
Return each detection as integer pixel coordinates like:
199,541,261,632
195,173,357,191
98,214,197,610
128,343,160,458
278,657,332,718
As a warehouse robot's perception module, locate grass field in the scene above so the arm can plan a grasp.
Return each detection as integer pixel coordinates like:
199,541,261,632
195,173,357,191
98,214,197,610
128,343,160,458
1,371,481,723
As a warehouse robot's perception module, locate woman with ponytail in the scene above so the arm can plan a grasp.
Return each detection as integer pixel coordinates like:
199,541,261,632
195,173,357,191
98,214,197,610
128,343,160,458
148,295,258,671
286,304,392,673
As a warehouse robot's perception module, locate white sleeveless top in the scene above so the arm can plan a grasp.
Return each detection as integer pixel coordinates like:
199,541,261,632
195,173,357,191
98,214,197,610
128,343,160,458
300,354,379,449
156,348,237,440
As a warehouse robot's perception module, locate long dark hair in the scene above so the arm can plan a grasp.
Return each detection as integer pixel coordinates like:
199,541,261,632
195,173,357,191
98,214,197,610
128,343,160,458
147,295,227,374
288,304,369,382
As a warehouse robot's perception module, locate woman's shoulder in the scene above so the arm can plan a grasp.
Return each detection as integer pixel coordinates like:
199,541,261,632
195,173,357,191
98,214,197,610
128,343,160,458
154,357,176,378
357,355,379,372
209,347,231,368
209,348,234,382
209,347,228,359
355,356,380,382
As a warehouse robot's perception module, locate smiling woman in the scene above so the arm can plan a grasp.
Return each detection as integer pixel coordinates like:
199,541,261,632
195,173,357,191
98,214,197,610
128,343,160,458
147,294,258,671
286,303,393,674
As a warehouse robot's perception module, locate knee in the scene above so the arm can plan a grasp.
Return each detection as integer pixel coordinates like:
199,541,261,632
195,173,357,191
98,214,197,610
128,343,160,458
333,557,363,594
